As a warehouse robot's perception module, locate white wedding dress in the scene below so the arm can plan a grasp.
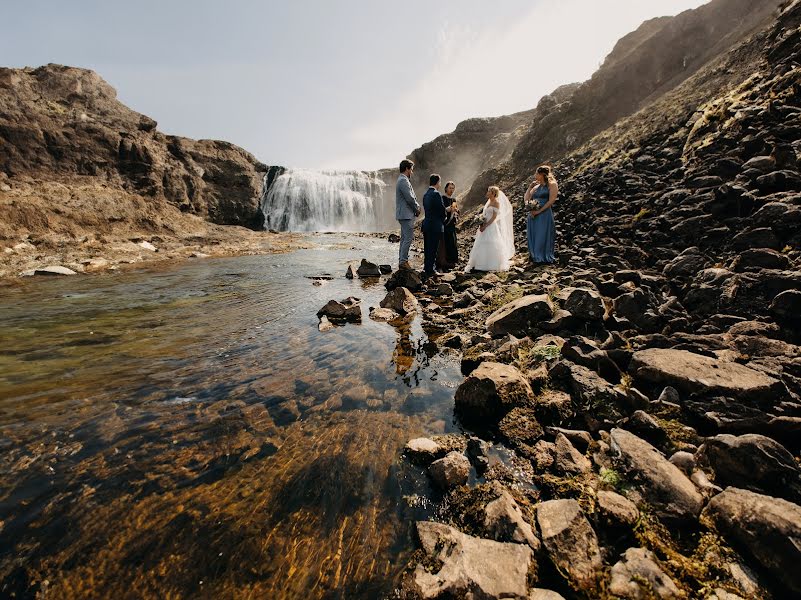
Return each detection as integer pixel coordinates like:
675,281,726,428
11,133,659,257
465,190,515,272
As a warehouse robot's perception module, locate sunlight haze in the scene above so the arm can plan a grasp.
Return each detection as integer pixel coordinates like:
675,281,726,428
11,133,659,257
3,0,709,170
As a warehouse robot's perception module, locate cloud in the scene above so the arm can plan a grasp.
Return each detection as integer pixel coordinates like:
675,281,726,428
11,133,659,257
328,0,707,170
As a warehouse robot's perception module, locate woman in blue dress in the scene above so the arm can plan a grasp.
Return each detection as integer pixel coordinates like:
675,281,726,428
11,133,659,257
524,165,558,263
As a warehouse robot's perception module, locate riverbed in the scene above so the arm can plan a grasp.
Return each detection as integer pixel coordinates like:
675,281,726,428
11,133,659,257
0,234,463,599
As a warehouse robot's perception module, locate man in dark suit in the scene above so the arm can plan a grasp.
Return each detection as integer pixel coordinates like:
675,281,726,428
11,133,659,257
421,173,446,275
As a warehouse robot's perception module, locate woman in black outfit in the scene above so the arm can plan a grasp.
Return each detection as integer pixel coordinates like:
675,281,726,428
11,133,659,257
437,181,459,271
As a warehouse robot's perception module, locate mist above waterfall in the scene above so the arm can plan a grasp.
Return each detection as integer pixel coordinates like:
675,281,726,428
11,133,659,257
260,169,395,232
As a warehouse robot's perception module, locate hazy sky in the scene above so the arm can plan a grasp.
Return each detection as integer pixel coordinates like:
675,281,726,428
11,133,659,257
4,0,708,170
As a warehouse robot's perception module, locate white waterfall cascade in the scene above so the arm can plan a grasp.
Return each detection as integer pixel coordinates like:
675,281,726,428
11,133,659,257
260,169,394,232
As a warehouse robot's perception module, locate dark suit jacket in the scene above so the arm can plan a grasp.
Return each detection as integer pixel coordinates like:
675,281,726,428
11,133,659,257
422,187,446,233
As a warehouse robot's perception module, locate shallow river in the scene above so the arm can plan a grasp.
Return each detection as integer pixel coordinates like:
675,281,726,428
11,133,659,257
0,235,463,599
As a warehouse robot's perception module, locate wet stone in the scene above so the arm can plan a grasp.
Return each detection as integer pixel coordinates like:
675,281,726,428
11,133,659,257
428,451,470,490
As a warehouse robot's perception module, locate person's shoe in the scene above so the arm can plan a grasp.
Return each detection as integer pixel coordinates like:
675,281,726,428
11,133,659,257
399,261,411,270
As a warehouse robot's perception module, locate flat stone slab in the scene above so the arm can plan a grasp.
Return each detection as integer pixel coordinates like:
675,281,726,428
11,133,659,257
629,348,782,401
413,520,532,599
611,428,703,523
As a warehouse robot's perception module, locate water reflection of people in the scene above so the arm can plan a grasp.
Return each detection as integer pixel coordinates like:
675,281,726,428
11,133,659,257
393,324,414,375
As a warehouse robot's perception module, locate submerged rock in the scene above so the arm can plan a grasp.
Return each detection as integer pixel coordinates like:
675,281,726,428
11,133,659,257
412,521,533,600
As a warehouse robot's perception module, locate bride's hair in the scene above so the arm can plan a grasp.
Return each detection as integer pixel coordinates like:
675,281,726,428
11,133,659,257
537,165,557,185
488,185,500,199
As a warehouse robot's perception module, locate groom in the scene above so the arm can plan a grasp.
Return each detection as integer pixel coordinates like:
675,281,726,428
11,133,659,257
421,173,446,275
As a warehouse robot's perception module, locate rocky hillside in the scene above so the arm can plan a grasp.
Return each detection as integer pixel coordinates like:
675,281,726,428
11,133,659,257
451,0,786,207
0,64,269,229
388,1,801,598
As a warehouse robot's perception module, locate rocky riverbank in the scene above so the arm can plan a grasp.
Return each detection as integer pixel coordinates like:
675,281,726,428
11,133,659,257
0,176,312,281
349,2,801,598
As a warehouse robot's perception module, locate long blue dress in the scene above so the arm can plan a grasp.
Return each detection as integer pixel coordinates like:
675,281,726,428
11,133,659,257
527,184,556,263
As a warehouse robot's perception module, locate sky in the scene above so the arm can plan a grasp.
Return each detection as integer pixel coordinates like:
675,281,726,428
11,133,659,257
3,0,709,170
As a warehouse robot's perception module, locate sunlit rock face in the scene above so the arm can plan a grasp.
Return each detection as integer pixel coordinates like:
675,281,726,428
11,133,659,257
260,168,395,232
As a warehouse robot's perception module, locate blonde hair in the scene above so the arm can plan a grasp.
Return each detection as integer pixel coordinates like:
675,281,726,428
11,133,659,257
488,185,500,199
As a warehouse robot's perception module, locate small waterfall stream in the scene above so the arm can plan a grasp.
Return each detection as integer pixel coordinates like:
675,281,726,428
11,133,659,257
260,169,394,232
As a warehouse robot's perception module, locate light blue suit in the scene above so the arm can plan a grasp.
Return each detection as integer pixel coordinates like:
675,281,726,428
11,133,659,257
396,174,420,264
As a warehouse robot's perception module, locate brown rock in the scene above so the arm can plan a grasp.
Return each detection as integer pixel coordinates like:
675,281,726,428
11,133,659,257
702,487,801,595
455,362,534,427
629,348,783,401
428,451,470,490
486,294,554,336
413,521,533,600
610,428,703,523
537,499,602,590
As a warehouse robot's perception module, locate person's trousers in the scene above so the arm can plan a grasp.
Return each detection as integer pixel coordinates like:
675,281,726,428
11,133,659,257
423,226,443,273
398,219,414,264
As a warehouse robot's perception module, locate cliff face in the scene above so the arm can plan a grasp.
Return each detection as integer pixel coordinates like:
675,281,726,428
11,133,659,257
0,64,268,229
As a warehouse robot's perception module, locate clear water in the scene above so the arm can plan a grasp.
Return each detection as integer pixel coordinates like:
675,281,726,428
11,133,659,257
0,235,461,599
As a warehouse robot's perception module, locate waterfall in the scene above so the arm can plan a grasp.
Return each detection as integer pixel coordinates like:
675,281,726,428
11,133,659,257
260,169,394,232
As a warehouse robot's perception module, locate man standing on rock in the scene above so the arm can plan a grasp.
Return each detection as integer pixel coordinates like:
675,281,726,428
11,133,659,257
396,159,420,270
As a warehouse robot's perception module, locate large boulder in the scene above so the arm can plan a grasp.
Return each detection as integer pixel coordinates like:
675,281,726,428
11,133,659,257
608,547,682,599
486,294,553,336
629,349,783,401
380,287,419,315
412,521,533,599
536,499,602,590
550,361,629,424
770,289,801,323
385,269,423,292
698,434,801,502
455,362,534,427
702,488,801,595
563,287,605,321
610,428,703,523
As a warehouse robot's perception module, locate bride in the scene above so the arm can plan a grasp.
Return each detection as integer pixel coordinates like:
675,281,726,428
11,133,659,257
465,186,515,272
